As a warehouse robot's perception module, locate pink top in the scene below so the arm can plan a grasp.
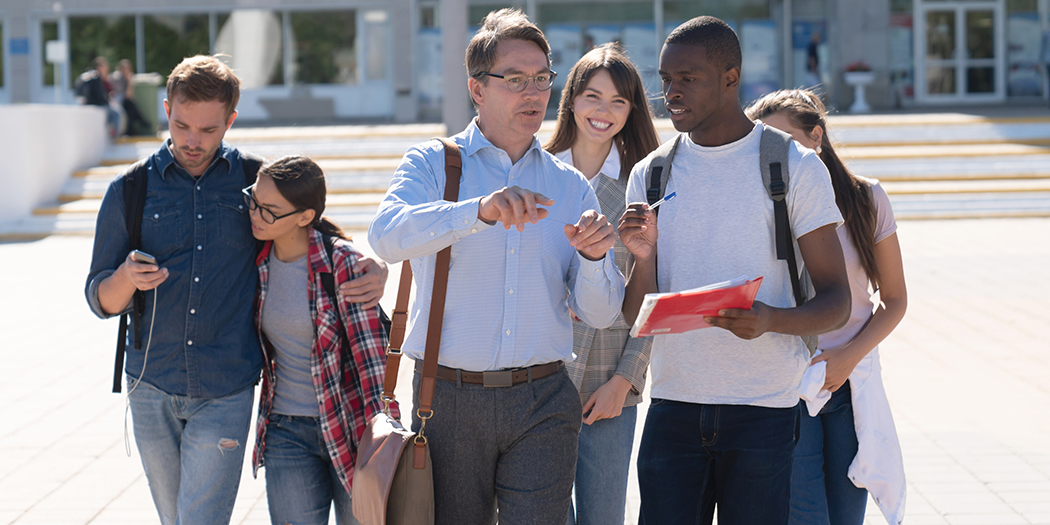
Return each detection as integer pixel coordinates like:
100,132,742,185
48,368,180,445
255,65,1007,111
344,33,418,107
817,180,897,351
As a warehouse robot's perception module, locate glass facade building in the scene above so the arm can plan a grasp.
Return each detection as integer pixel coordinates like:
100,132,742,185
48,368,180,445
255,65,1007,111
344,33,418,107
2,0,1048,121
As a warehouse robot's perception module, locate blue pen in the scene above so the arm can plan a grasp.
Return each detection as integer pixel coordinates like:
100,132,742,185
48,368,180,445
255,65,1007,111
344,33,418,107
648,191,677,211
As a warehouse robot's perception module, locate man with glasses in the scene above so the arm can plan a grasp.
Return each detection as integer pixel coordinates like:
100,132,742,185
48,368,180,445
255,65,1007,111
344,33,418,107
369,8,624,525
85,55,387,524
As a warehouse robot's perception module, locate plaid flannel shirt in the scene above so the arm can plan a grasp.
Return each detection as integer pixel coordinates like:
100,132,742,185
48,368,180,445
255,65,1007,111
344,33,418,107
251,228,398,493
563,164,653,407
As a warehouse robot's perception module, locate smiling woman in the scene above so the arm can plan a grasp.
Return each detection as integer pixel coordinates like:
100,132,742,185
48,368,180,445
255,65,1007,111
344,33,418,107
542,42,659,525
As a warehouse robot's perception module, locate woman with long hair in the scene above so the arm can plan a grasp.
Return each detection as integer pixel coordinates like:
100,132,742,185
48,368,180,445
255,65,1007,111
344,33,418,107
245,155,397,524
746,90,908,525
544,43,660,525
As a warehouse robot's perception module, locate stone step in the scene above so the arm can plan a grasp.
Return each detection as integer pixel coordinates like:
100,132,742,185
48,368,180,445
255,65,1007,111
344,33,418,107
76,157,403,178
47,176,1050,215
60,171,394,201
8,192,1048,240
848,155,1050,181
36,193,386,216
102,114,1050,164
889,191,1050,220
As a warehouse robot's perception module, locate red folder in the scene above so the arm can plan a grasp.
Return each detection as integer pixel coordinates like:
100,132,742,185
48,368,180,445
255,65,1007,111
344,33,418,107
629,276,764,337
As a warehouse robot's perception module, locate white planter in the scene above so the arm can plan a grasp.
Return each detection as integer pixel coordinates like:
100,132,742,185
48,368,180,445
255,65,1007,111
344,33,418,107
843,71,876,114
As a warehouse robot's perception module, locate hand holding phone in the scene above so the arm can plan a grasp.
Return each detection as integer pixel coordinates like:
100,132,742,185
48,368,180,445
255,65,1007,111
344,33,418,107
130,249,157,266
125,250,167,291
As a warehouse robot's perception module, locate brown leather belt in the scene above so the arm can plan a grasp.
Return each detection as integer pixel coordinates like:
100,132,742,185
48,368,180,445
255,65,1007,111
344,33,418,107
415,360,562,387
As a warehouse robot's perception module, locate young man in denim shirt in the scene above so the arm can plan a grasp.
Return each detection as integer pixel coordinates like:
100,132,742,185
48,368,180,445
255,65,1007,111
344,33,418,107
86,55,386,524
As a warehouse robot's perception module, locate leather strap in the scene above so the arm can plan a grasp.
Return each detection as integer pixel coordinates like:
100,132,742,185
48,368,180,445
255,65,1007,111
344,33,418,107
380,137,461,421
416,361,562,387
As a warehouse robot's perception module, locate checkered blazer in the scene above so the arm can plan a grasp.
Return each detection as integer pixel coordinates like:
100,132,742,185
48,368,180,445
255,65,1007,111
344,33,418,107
565,174,653,407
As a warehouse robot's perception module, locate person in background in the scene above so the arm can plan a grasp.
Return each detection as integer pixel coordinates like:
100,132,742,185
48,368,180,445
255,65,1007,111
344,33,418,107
110,59,153,136
543,42,660,525
747,89,908,525
75,56,122,138
246,155,395,525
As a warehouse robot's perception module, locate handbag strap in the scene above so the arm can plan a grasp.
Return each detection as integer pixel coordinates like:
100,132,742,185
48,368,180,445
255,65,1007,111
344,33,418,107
380,138,461,467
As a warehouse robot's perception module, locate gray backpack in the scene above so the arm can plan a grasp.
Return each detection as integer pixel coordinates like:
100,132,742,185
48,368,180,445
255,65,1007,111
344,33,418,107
644,126,818,354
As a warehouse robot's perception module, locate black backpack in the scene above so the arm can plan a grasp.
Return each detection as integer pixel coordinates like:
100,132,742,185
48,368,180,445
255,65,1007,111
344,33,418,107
318,234,393,342
112,153,264,392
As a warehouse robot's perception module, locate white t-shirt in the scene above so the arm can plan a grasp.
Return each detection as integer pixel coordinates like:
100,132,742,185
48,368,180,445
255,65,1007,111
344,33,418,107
625,122,842,408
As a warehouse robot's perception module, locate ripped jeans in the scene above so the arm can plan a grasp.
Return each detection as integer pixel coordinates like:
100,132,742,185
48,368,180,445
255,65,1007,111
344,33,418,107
128,378,254,525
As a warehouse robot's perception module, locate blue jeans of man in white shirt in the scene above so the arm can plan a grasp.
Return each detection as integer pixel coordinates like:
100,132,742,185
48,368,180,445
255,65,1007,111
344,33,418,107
128,379,254,525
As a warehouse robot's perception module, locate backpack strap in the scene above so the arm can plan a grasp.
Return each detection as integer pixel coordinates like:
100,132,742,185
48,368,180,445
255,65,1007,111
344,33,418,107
644,135,683,215
114,158,150,393
759,125,817,355
242,152,265,186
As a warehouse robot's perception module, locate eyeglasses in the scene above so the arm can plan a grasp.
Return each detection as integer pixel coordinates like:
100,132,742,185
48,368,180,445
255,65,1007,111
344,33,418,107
242,185,301,224
477,71,557,93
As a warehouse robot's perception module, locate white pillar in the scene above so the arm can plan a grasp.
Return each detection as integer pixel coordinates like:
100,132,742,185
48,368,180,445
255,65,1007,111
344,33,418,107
441,0,471,134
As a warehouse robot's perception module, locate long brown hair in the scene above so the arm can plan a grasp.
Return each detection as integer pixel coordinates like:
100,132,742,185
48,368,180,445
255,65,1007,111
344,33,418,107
544,43,660,182
745,89,881,289
258,155,347,240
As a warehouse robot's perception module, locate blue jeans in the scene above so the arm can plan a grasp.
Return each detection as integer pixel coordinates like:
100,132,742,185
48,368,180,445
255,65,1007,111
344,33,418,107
127,379,254,525
263,414,359,525
567,405,637,525
637,399,799,525
789,382,868,525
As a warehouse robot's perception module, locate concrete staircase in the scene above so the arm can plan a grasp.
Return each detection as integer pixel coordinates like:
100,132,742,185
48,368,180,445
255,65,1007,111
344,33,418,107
3,112,1050,240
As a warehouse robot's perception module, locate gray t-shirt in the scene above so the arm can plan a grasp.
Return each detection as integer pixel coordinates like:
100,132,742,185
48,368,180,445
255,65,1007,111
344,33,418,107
626,122,843,408
262,254,319,416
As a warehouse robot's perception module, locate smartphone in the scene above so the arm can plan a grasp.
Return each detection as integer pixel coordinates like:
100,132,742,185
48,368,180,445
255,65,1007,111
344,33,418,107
130,249,157,266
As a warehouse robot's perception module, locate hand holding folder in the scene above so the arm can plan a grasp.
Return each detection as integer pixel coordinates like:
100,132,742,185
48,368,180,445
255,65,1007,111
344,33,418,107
629,276,764,338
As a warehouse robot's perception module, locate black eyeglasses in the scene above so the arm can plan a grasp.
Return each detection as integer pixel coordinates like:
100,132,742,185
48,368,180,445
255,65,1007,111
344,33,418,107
242,185,301,224
477,70,557,93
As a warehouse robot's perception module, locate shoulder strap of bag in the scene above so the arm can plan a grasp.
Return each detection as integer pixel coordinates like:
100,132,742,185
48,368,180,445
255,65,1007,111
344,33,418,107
242,152,264,186
644,135,683,215
381,137,461,468
113,158,149,393
760,125,817,355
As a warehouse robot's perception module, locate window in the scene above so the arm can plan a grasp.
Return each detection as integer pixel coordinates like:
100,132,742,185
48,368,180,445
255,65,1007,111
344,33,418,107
214,11,284,88
290,10,357,84
143,15,209,78
0,21,5,88
68,15,135,88
41,21,58,86
1006,0,1042,96
363,10,389,81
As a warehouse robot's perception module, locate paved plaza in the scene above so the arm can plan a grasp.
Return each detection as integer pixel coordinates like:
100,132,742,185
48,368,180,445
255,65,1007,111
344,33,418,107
1,217,1049,524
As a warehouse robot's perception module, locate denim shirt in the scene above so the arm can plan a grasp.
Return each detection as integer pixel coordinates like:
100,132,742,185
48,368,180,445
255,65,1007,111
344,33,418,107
86,140,263,399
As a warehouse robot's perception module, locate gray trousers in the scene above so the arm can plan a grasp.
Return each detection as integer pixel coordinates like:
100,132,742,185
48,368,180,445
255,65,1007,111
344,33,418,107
411,366,582,525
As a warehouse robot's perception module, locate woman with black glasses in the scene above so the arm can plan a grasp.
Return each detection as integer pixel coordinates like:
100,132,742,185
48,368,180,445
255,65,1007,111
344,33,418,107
244,155,397,525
